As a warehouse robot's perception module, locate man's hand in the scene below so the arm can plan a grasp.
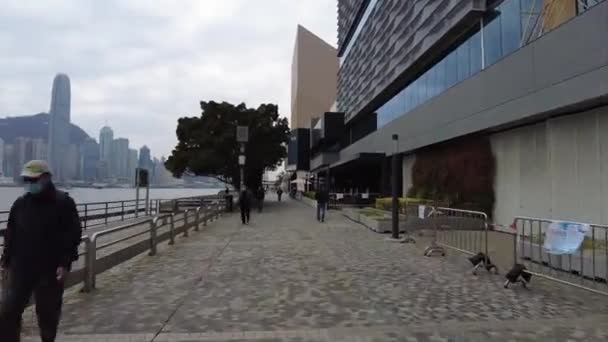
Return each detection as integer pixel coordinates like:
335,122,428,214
56,266,67,283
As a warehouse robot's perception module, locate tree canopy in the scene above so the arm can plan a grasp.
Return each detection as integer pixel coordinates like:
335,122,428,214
165,101,290,190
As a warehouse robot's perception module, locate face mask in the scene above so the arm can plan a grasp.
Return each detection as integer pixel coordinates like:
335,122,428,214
24,182,43,195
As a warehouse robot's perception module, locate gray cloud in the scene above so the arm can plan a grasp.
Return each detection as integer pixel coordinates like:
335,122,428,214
0,0,337,158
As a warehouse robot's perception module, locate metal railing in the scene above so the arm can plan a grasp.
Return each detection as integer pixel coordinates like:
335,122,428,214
420,206,497,274
81,200,225,292
512,216,608,296
0,198,226,295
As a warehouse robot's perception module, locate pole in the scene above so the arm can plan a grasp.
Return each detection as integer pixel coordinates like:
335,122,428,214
135,169,140,218
145,182,150,215
391,134,400,240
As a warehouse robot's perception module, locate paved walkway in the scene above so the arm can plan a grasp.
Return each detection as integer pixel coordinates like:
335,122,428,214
23,197,608,341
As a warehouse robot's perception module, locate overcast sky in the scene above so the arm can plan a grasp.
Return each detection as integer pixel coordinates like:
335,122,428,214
0,0,337,159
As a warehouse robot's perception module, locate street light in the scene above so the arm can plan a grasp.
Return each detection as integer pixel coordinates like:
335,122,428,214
236,126,248,190
391,134,400,240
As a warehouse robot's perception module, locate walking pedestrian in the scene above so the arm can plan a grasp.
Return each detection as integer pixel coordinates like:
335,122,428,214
0,160,82,342
256,186,265,213
276,188,283,202
315,187,330,222
239,186,253,224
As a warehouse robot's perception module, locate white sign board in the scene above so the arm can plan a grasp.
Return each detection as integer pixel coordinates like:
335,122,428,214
418,205,426,219
543,221,590,255
236,126,249,143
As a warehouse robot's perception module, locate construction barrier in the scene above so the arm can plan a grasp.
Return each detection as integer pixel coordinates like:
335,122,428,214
422,206,497,275
511,216,608,296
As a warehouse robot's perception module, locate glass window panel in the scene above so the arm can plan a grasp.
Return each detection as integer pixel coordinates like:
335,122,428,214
419,73,428,103
521,0,542,43
404,87,411,114
469,29,482,73
437,58,447,94
484,12,503,66
411,79,419,108
501,0,522,56
426,66,436,99
446,51,458,88
456,41,471,82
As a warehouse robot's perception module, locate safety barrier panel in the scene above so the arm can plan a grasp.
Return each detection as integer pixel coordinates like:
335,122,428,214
512,216,608,296
421,206,497,274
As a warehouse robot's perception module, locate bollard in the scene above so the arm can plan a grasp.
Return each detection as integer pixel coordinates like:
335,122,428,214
195,207,200,231
183,210,189,237
169,213,175,245
204,205,209,226
149,219,158,256
84,237,97,291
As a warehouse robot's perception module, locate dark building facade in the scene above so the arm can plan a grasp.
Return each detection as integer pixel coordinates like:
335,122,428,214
330,0,608,225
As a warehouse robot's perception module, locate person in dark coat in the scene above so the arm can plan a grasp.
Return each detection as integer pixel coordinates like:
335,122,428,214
239,186,253,224
256,187,265,213
0,160,82,342
276,188,283,202
315,188,330,223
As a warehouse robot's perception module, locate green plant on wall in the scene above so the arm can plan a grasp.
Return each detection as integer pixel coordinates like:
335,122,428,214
406,136,496,216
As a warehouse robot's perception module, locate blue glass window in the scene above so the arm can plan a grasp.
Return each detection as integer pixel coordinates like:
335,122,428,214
446,51,458,88
456,41,471,82
501,0,523,55
469,30,482,74
484,12,503,66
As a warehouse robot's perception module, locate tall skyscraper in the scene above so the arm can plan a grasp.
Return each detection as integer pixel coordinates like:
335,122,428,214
138,145,152,171
47,73,71,180
0,138,4,176
3,144,15,178
99,126,114,164
80,138,99,182
65,144,81,180
31,138,47,160
111,138,129,180
127,148,138,184
14,137,32,179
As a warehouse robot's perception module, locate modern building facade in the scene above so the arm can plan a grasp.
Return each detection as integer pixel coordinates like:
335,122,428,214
287,26,339,184
323,0,608,226
139,145,152,171
111,138,130,180
47,73,71,180
128,148,138,184
81,138,100,181
99,126,114,164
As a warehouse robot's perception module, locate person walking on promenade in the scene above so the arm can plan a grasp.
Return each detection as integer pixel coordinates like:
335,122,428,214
315,187,330,223
256,186,265,213
277,188,283,202
0,160,82,342
239,186,253,224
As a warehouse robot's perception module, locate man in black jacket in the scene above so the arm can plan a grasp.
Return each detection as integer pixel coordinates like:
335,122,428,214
0,160,82,342
315,188,330,223
239,186,253,224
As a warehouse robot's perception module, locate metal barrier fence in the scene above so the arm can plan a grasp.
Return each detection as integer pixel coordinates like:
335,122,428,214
512,216,608,296
0,200,226,296
421,206,497,274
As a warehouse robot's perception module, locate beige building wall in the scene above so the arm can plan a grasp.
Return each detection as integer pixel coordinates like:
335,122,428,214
291,25,338,129
492,106,608,228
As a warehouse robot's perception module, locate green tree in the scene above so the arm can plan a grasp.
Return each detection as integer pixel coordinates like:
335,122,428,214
165,101,290,190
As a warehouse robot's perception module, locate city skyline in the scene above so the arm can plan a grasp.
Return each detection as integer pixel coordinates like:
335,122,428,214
0,1,337,158
0,74,169,184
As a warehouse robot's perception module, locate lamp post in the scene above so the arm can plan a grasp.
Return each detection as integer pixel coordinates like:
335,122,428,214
391,134,400,240
236,126,249,190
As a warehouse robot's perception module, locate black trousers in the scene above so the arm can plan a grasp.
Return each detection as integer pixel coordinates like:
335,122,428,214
0,269,64,342
240,206,250,223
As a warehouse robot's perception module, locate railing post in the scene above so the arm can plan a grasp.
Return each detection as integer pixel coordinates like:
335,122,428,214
84,204,88,230
183,210,189,237
104,203,109,224
121,201,125,221
215,203,220,220
203,205,208,226
85,237,97,291
169,213,175,245
195,207,200,232
149,219,157,256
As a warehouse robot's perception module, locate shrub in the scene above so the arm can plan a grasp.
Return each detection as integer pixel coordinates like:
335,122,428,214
408,136,495,216
304,191,316,199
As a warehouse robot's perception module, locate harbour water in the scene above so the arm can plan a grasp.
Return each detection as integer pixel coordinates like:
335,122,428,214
0,187,223,211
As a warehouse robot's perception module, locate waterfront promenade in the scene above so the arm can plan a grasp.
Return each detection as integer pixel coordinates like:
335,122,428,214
21,197,608,341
